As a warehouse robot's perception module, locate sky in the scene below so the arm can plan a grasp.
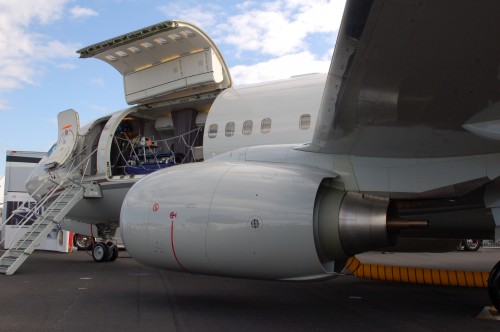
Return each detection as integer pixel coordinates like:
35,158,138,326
0,0,346,176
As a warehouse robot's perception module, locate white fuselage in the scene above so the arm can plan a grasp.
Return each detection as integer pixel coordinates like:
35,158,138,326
26,74,328,232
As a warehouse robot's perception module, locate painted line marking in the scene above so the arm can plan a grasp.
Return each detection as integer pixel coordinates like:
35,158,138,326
346,256,489,288
170,219,187,272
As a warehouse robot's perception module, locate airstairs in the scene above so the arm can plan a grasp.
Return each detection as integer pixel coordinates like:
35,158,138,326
0,147,99,275
0,183,85,275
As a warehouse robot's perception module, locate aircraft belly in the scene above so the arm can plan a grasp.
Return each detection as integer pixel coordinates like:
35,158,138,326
65,182,132,224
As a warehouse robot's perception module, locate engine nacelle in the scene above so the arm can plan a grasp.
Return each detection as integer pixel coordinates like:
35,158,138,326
120,161,396,280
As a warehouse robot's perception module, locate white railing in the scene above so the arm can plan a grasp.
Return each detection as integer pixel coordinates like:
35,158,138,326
0,148,98,249
482,240,500,249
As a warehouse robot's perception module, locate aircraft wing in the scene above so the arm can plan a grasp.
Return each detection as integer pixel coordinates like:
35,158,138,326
309,0,500,158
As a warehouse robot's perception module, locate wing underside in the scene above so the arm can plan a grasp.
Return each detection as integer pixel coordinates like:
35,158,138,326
310,0,500,158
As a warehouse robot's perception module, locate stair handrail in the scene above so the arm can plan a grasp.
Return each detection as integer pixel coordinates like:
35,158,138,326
0,148,98,249
1,147,97,230
5,185,77,251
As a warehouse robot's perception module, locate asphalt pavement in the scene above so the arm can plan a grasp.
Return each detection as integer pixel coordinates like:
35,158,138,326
0,248,499,331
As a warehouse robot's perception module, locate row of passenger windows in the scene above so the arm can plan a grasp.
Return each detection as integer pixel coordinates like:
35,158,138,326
207,114,311,138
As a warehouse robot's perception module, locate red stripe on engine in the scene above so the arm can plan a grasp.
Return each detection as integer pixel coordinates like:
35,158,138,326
170,220,187,271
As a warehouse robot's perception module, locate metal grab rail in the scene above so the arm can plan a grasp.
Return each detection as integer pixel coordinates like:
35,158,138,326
6,185,79,252
0,148,98,248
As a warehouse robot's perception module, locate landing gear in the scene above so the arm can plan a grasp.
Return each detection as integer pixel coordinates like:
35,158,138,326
92,242,119,262
107,242,119,262
73,234,95,250
456,239,482,251
488,261,500,311
89,223,120,262
92,242,109,262
463,239,481,251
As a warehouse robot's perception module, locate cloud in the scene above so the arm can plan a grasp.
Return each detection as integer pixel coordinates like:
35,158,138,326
57,63,77,70
0,0,67,25
220,0,345,57
159,0,345,84
0,0,77,93
230,51,331,85
69,6,98,19
157,2,219,28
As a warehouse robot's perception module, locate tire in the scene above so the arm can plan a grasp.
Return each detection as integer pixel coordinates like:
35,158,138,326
92,242,109,262
73,234,95,250
108,244,119,262
488,261,500,311
463,239,481,251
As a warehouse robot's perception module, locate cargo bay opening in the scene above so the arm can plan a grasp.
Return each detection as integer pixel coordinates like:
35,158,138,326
73,20,231,179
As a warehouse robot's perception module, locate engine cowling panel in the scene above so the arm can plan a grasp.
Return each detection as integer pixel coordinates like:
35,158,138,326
121,162,338,279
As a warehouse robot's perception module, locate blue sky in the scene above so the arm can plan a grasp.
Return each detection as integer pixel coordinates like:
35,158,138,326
0,0,346,176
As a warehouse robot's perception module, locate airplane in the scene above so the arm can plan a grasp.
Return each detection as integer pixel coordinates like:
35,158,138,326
25,20,325,261
25,0,500,309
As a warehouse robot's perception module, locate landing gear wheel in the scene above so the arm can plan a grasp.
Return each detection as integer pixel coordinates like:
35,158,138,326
107,243,119,262
74,234,95,250
92,242,109,262
463,239,481,251
488,261,500,311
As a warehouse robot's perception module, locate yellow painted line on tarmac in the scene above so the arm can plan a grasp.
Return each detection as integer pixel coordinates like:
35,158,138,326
346,256,490,288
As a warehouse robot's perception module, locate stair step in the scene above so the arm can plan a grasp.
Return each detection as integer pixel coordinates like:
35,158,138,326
0,185,84,275
2,257,17,266
38,220,53,225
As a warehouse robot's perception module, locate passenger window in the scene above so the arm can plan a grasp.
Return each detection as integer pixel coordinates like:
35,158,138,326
242,120,253,135
299,114,311,130
261,118,271,134
225,122,235,137
208,124,218,138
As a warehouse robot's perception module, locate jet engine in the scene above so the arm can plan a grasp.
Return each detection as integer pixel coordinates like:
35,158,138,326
120,161,398,280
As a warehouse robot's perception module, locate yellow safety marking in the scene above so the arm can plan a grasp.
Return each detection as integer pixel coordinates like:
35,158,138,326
347,256,490,288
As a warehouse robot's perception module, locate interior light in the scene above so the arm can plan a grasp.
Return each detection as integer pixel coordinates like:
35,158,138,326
189,48,205,54
140,42,154,49
135,64,153,72
154,38,168,45
127,47,141,53
180,30,195,38
160,55,180,63
105,55,118,61
115,51,128,57
168,33,182,41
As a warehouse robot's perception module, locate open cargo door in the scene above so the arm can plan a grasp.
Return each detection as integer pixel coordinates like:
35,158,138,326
77,21,232,106
44,109,80,169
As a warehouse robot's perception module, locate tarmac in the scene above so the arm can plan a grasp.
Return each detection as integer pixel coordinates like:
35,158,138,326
0,248,499,331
